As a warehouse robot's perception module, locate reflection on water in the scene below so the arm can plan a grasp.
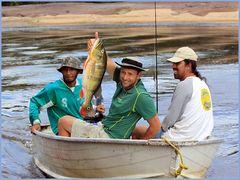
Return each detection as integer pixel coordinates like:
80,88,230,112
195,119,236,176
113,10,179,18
1,25,238,178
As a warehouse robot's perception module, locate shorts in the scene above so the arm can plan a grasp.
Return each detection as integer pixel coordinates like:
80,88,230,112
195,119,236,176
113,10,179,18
71,120,110,138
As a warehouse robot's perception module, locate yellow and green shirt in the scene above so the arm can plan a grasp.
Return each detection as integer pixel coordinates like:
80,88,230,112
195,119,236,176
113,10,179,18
103,68,156,139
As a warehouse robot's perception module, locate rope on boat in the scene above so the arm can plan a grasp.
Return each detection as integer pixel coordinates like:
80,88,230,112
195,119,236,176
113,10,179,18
162,137,189,177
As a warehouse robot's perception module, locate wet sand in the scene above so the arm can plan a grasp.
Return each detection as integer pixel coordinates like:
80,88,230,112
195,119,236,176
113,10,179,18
2,2,238,28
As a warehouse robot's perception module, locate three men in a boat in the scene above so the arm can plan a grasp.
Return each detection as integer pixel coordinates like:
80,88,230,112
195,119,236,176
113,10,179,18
29,32,213,140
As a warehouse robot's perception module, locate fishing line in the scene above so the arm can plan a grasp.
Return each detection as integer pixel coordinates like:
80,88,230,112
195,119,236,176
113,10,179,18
154,1,159,112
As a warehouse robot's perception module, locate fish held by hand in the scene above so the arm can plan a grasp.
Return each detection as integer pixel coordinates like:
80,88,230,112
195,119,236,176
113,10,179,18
80,32,107,118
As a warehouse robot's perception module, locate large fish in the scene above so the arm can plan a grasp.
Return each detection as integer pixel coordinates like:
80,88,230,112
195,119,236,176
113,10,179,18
80,34,107,118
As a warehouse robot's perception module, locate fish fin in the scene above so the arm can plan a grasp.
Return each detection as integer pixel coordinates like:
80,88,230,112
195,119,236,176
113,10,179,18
80,89,84,98
83,58,88,69
84,55,93,69
88,39,95,55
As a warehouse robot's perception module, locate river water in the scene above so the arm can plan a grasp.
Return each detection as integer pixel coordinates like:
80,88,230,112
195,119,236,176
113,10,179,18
1,24,238,178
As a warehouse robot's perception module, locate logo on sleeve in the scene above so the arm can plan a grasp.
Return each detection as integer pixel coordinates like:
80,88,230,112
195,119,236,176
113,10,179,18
201,89,212,111
62,98,68,108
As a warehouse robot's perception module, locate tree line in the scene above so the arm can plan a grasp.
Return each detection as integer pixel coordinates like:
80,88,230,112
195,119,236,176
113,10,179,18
2,2,49,6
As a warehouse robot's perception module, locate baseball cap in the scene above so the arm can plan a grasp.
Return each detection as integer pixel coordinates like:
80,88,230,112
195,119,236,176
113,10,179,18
167,47,198,63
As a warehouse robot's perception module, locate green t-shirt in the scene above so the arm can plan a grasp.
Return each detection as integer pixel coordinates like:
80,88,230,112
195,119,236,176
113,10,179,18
29,78,84,134
102,68,157,139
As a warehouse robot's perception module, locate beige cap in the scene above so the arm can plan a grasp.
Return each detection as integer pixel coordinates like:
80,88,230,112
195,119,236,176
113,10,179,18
167,47,198,63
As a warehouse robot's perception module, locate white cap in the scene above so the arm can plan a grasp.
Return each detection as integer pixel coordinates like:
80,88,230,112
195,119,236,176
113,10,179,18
167,47,198,63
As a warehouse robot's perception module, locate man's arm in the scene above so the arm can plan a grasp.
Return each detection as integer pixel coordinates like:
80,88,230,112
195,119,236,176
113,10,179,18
142,114,161,139
106,55,116,80
29,96,42,133
29,87,53,132
161,79,193,131
132,92,161,139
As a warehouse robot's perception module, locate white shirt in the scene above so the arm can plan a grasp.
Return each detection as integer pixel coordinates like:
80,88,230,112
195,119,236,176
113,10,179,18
162,76,214,141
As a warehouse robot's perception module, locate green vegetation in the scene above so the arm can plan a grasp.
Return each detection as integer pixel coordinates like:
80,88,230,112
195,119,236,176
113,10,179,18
2,2,49,6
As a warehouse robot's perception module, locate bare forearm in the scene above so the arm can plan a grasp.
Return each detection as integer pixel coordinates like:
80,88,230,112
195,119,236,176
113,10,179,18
143,114,161,140
106,55,116,79
142,126,159,140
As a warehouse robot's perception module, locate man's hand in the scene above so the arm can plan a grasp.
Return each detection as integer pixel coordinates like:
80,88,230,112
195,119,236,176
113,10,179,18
31,123,41,133
96,104,105,114
88,32,115,79
88,32,99,53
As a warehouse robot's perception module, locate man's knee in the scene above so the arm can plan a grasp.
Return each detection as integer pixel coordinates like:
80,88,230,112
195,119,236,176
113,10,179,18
58,116,67,129
58,115,76,133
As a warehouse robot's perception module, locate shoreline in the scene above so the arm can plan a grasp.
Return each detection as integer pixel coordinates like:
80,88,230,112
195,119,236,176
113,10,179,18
2,2,238,28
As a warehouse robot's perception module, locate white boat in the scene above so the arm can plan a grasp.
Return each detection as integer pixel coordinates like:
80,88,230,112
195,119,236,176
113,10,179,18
32,125,223,178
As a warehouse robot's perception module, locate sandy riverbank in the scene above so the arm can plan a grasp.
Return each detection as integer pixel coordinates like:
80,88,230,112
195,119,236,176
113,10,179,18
2,2,238,28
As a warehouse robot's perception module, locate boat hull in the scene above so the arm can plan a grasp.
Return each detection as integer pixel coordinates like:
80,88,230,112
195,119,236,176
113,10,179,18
32,125,222,178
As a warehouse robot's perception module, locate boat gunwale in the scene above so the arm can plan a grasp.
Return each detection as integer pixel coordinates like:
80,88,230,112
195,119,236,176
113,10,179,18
32,125,223,146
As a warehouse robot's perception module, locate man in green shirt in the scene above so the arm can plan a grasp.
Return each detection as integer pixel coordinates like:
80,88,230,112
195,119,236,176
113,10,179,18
58,32,161,139
29,56,104,135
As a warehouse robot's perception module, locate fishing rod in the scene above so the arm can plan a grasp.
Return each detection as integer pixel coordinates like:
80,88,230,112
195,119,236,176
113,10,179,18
154,1,159,112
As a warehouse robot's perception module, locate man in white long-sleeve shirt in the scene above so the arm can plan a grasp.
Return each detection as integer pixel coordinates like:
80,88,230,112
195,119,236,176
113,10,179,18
159,46,214,140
